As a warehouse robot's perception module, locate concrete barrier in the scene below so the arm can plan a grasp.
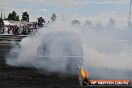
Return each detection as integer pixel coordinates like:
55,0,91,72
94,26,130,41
0,35,27,66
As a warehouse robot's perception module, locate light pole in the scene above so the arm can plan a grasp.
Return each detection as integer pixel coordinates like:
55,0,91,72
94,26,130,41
1,8,2,19
128,0,132,26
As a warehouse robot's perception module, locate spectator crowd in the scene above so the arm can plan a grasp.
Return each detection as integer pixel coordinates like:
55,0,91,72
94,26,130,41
0,22,39,35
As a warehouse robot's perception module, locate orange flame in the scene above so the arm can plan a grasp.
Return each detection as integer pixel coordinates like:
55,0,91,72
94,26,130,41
81,67,89,78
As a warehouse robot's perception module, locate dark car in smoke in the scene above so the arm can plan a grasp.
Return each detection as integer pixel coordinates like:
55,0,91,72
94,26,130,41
37,32,83,74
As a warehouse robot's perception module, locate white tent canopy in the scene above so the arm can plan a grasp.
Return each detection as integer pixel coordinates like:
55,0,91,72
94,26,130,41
3,20,15,25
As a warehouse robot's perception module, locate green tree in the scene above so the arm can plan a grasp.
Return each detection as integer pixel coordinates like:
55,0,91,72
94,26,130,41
38,17,45,26
22,12,29,22
12,11,17,20
72,20,81,26
51,13,56,22
16,15,19,21
7,11,19,21
84,20,93,28
7,13,12,20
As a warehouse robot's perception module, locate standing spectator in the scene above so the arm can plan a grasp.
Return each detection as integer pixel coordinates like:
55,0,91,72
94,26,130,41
12,25,15,35
19,25,23,34
0,18,4,34
22,25,26,35
7,25,11,34
4,25,8,34
15,26,19,35
33,22,38,32
27,26,31,35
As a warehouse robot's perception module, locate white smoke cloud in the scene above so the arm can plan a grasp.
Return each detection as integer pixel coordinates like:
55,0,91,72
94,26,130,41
6,20,132,79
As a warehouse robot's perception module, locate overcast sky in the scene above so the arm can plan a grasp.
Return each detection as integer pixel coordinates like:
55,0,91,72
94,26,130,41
0,0,131,27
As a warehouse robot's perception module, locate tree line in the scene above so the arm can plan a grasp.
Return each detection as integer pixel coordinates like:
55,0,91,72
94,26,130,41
6,11,29,22
5,11,56,23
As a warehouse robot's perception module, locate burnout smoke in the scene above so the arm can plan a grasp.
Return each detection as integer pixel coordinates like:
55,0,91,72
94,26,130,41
6,20,132,79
